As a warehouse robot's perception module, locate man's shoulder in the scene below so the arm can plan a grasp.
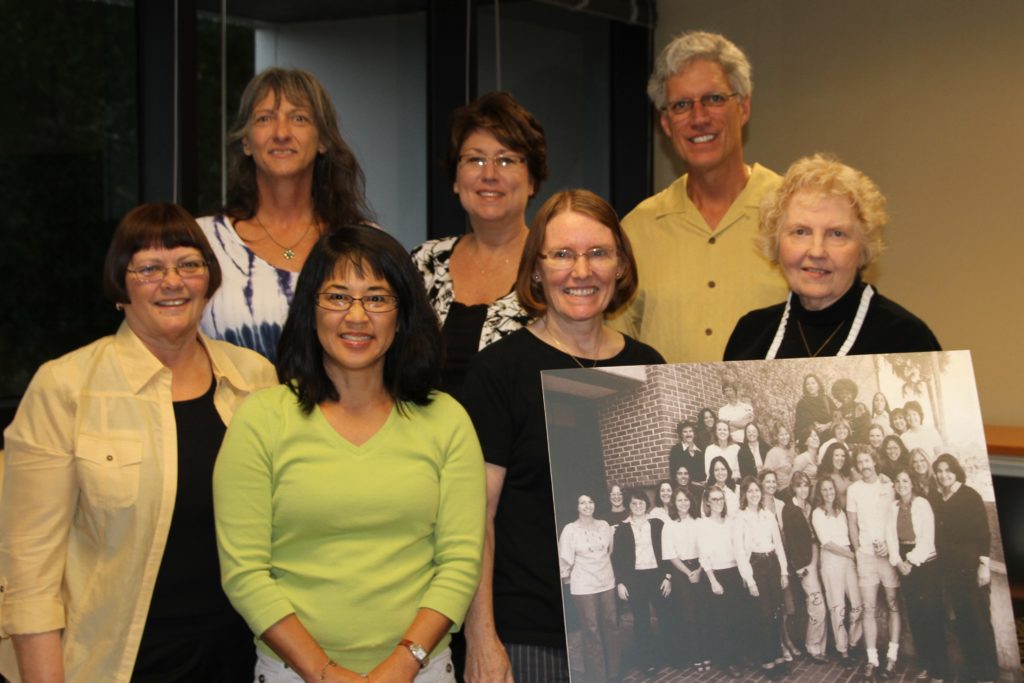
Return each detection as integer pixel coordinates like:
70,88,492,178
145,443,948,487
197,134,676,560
622,175,691,229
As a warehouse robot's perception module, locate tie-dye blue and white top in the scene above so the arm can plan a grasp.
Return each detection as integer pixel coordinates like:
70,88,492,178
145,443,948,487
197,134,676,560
198,214,299,362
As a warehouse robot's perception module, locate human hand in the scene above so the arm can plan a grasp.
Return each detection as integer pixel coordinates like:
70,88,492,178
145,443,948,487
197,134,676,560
660,579,672,598
465,632,514,683
898,561,912,576
978,563,991,587
780,574,789,590
746,580,759,597
617,583,629,601
688,569,701,584
710,580,724,595
366,650,420,683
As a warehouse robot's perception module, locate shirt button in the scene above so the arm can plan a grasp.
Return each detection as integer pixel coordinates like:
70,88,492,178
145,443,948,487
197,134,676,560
705,328,713,336
708,236,716,244
106,455,114,461
708,280,716,288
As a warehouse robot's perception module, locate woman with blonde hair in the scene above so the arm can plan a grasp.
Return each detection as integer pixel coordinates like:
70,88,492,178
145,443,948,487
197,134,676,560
725,154,940,360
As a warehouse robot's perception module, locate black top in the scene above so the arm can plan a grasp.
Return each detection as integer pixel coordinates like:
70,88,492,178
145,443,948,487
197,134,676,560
669,443,706,483
723,279,941,361
440,300,488,400
781,500,815,572
134,381,251,675
931,484,991,572
462,328,664,647
612,517,667,581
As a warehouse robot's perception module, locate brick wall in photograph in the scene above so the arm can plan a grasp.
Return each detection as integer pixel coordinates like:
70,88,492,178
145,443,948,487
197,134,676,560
599,365,719,490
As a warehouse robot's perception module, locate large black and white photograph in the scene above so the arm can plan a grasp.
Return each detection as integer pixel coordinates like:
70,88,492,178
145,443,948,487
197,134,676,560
542,351,1020,682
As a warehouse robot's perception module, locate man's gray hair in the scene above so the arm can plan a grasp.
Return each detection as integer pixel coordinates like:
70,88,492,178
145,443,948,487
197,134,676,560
647,31,753,110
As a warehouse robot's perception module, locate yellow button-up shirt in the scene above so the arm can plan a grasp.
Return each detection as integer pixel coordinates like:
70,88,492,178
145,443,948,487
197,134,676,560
0,322,276,682
612,164,788,363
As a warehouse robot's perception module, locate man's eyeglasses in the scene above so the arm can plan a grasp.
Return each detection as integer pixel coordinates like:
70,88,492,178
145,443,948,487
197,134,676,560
662,92,740,119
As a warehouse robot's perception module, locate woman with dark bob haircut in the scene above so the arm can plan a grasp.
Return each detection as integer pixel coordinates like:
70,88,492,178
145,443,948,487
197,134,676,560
1,203,277,682
460,189,662,682
412,91,548,398
198,67,373,361
214,225,485,683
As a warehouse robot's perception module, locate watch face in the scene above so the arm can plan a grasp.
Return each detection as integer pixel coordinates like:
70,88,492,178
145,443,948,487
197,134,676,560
411,644,428,660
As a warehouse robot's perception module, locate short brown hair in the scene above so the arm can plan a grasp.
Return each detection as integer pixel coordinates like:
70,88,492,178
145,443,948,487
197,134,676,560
102,203,222,304
515,189,638,318
447,91,548,192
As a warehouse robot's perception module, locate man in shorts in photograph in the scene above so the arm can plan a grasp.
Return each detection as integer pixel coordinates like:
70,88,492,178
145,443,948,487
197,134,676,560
846,447,901,678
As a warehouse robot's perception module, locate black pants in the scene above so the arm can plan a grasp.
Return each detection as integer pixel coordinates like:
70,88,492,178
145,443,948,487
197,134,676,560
624,568,666,666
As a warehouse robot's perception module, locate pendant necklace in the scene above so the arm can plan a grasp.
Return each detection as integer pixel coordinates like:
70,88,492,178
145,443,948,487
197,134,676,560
254,214,315,260
765,285,875,360
797,320,845,357
544,322,599,369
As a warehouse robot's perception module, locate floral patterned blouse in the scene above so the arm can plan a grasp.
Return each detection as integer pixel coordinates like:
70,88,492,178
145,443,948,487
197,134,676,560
410,235,531,350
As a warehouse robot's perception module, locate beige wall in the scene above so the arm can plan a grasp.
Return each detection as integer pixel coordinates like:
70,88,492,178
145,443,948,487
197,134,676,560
653,0,1024,427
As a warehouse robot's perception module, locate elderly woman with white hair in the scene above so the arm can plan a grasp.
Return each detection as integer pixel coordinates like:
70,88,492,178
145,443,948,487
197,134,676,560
724,154,940,360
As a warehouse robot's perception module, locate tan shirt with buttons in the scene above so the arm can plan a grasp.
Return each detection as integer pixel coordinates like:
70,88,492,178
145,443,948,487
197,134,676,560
0,322,277,682
611,164,787,363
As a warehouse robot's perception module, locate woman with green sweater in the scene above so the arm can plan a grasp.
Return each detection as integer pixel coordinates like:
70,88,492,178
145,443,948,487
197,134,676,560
214,225,486,683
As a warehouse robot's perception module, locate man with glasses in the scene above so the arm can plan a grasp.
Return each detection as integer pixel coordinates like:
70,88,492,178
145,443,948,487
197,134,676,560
612,31,786,363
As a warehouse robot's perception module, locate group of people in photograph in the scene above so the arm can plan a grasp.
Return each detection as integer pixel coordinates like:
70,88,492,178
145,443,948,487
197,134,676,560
0,21,1004,683
567,378,1000,681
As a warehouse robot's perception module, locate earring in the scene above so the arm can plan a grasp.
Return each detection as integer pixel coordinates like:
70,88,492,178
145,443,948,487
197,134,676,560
115,303,124,311
615,272,623,280
532,274,541,282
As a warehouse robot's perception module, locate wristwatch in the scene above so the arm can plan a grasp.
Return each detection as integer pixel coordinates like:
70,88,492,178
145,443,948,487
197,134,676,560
399,639,430,668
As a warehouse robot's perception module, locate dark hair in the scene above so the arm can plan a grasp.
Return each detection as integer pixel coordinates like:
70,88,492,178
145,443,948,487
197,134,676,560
903,400,924,420
790,470,812,495
738,476,763,511
889,468,916,500
707,455,735,488
819,442,852,477
625,488,649,512
573,491,597,514
796,426,820,451
653,479,674,508
516,189,638,319
275,226,442,413
447,91,548,191
103,203,222,304
670,487,698,520
698,408,716,426
224,68,372,228
889,407,908,432
744,422,761,443
802,373,824,397
677,420,696,438
830,377,859,401
932,452,966,483
881,434,910,465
